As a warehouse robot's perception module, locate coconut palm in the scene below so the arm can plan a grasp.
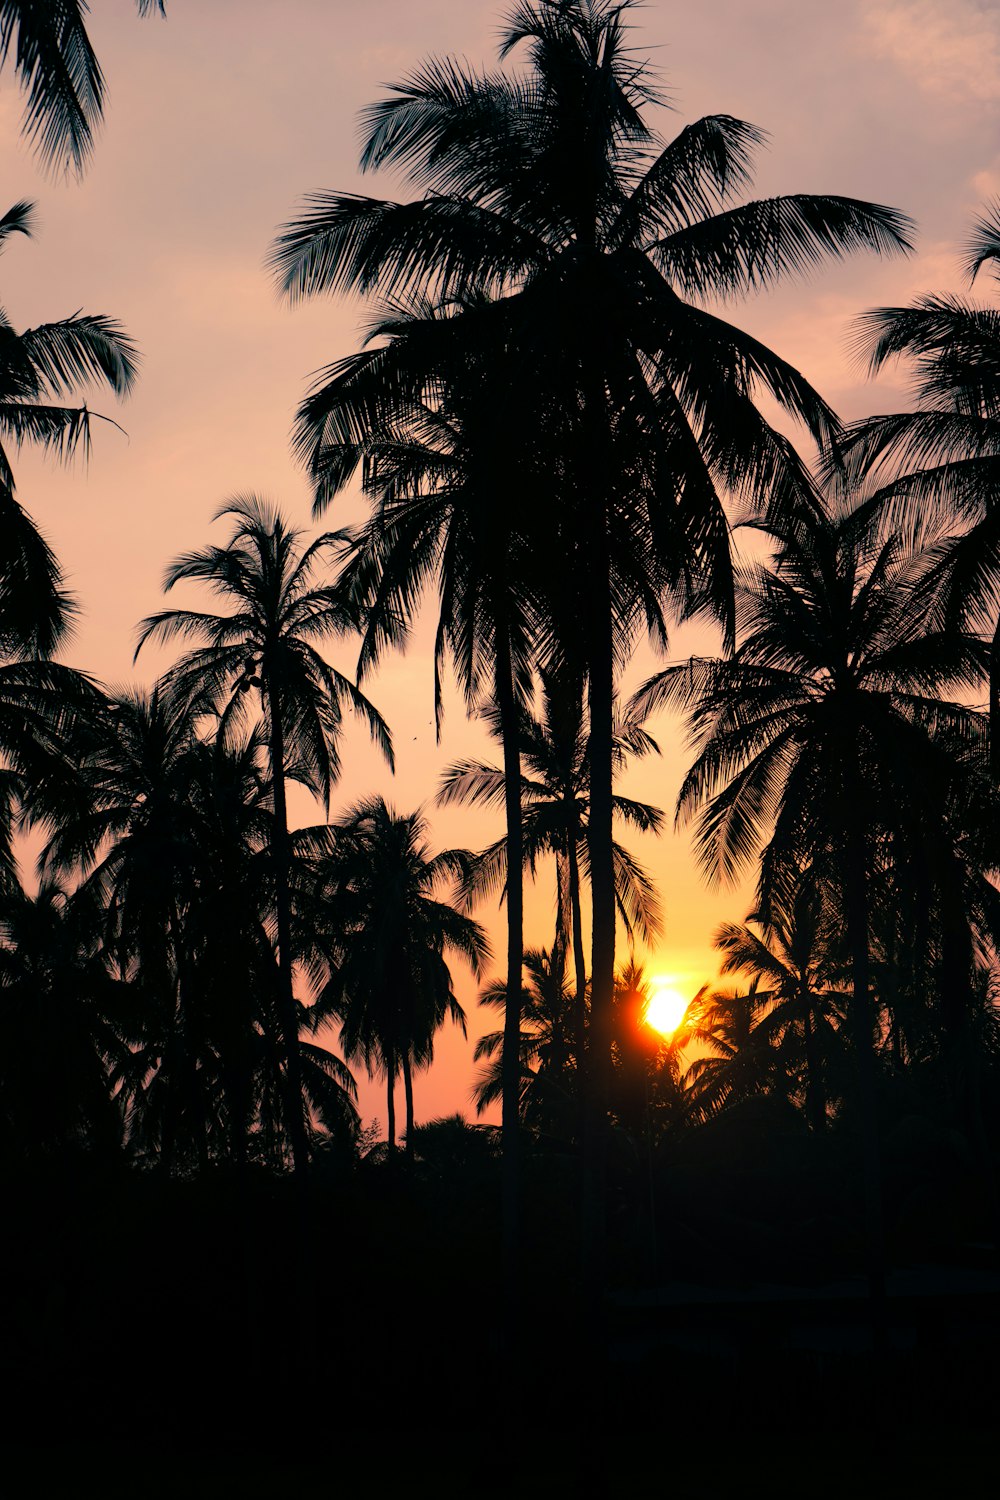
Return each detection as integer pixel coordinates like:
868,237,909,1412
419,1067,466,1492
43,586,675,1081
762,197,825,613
0,874,126,1159
599,959,692,1163
439,667,662,1070
0,1,165,175
270,0,913,1203
41,684,216,1169
712,877,847,1132
0,200,138,654
134,496,392,1174
312,797,488,1159
42,685,359,1170
276,302,555,1253
472,944,578,1136
633,488,990,1297
843,203,1000,769
677,978,797,1124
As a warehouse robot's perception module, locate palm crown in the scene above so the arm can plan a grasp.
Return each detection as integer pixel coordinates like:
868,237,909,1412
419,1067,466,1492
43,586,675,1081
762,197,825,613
270,0,914,1228
0,200,137,654
136,495,392,1173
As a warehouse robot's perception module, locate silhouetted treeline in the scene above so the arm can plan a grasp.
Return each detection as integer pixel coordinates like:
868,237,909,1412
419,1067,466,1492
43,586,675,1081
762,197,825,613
2,2,1000,1473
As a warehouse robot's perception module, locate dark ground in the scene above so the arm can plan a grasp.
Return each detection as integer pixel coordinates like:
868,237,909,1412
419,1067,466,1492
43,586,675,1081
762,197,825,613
2,1117,997,1497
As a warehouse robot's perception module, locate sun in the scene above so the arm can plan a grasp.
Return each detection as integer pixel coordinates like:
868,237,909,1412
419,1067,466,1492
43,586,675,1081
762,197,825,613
644,983,690,1037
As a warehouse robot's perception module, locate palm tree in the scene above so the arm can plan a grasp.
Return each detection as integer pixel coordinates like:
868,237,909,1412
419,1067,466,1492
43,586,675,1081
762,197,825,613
0,1,165,175
42,684,360,1171
42,684,214,1170
472,944,578,1137
312,797,489,1159
439,668,662,1071
0,200,138,654
843,203,1000,769
677,980,773,1121
712,877,847,1133
0,874,126,1159
272,302,554,1253
135,496,392,1174
633,489,990,1300
270,0,913,1211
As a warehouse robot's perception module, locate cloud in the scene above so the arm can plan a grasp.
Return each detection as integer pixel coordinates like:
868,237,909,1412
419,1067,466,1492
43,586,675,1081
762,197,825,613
862,0,1000,102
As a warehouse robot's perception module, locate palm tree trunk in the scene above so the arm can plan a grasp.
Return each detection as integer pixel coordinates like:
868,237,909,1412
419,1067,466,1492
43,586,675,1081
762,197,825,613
495,626,523,1308
386,1044,396,1153
568,838,588,1059
265,666,311,1178
841,749,886,1334
990,619,1000,780
585,536,615,1275
802,1002,825,1134
568,836,588,1147
158,925,181,1178
553,850,570,974
403,1052,415,1164
171,904,210,1171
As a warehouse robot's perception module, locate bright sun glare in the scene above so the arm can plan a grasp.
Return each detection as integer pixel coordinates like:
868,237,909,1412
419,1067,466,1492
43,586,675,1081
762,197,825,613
644,984,690,1037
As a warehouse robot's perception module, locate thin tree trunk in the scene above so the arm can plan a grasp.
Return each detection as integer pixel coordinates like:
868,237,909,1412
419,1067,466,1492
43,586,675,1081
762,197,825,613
990,619,1000,781
585,533,615,1282
386,1048,396,1154
802,1000,825,1134
403,1052,415,1165
568,837,588,1063
568,835,588,1149
265,665,311,1178
495,627,524,1319
171,904,210,1172
841,747,886,1336
158,923,182,1178
553,850,570,974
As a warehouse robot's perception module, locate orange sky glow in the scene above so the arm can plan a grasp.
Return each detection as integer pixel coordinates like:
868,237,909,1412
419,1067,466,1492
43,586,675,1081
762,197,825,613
1,0,995,1129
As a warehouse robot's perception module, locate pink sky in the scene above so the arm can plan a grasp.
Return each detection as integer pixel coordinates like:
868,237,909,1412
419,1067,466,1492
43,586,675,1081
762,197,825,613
0,0,996,1129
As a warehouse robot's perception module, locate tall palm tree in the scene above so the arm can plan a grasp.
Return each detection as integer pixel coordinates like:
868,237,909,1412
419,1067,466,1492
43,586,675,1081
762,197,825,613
676,978,801,1124
42,684,215,1170
135,496,393,1174
438,668,662,1069
270,0,913,1212
472,944,578,1136
0,874,126,1159
843,203,1000,769
0,199,138,654
273,301,552,1252
43,684,360,1171
633,489,990,1299
0,0,165,175
312,796,489,1158
713,877,846,1133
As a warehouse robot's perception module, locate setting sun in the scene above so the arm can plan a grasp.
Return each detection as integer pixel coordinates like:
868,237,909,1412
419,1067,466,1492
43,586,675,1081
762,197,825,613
644,984,690,1037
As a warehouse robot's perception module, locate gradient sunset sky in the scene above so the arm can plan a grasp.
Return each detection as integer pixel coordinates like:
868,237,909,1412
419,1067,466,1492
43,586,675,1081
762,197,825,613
1,0,995,1126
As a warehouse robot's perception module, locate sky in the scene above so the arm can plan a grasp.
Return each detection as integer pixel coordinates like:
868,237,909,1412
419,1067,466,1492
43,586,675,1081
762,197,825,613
0,0,996,1130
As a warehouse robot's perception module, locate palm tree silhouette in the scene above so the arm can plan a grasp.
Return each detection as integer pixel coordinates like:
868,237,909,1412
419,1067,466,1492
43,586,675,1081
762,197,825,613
312,796,488,1159
270,1,913,1218
43,684,360,1170
439,668,662,1071
844,204,1000,769
0,1,165,175
711,880,847,1132
634,488,990,1300
472,944,578,1137
275,301,553,1250
0,200,137,654
42,685,216,1170
0,874,126,1159
135,496,392,1174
